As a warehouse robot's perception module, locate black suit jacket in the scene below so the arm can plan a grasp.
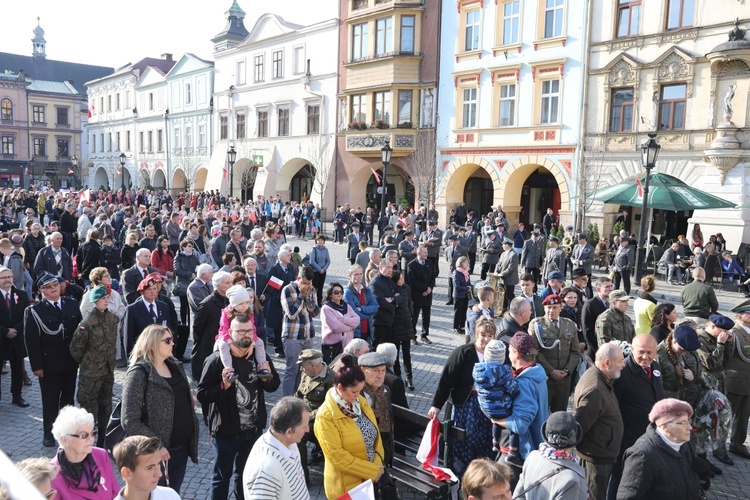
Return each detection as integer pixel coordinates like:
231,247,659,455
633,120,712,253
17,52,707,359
33,245,73,282
613,355,664,459
431,343,480,409
123,265,158,304
0,286,29,361
265,264,296,332
191,291,229,381
24,297,82,372
369,273,400,326
124,299,170,356
582,296,608,358
406,259,435,298
246,272,268,298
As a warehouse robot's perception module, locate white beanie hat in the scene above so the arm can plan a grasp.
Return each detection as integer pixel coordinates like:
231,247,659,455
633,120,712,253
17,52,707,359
226,285,250,308
484,339,507,364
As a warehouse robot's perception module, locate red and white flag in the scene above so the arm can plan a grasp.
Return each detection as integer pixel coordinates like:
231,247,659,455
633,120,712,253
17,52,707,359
370,168,381,184
417,418,459,484
337,480,375,500
88,104,95,118
635,175,644,198
78,189,91,203
268,276,284,290
116,165,122,174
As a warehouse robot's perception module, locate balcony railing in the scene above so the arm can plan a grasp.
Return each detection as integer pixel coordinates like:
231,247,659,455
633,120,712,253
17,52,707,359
343,51,423,66
345,128,417,156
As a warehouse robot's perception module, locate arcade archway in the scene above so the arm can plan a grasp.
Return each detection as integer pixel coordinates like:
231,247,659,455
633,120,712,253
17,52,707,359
356,163,414,212
152,169,167,189
94,167,109,191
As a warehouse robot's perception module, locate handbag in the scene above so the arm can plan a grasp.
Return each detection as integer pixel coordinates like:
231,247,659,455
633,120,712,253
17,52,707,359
374,451,400,500
104,365,147,454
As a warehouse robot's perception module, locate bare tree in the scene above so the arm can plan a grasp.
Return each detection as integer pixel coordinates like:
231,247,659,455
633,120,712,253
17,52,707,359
304,133,336,201
405,129,437,207
173,147,204,191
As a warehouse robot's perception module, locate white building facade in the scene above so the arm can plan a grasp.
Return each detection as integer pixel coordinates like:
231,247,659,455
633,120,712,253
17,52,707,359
586,1,750,250
205,6,339,206
165,54,215,192
435,0,590,228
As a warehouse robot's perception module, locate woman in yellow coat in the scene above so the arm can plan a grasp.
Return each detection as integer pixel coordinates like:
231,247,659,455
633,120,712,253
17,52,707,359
314,354,385,499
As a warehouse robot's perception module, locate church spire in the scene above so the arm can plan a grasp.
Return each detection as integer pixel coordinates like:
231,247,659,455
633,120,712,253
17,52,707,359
211,1,249,53
32,17,46,59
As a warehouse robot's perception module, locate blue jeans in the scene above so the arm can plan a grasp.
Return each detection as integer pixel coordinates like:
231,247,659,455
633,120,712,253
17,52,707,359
158,442,189,494
211,432,261,500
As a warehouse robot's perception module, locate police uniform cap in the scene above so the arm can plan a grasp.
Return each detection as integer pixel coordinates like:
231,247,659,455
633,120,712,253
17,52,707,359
549,235,559,243
729,299,750,314
428,220,438,226
36,272,59,288
448,234,459,241
503,237,514,246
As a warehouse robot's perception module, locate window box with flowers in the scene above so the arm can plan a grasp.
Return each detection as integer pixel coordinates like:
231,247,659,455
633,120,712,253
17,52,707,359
348,122,368,130
371,120,390,129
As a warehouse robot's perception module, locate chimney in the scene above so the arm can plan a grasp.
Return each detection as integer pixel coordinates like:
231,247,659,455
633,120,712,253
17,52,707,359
161,53,173,61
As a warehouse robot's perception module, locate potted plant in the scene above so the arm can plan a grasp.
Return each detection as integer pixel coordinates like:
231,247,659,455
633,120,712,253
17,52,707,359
397,121,413,129
371,120,390,129
348,122,367,131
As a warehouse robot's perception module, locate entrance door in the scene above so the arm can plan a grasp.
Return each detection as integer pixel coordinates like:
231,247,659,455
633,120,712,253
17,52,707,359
464,168,494,216
519,168,559,226
290,164,314,202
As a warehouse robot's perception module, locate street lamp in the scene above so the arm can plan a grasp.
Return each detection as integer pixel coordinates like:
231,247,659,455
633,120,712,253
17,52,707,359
119,153,126,193
379,139,392,218
227,145,237,199
71,156,78,189
635,133,661,280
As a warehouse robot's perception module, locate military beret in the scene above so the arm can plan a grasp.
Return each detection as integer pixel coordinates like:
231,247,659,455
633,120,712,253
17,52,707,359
36,272,59,288
296,349,323,364
89,285,110,303
145,272,164,283
137,277,157,292
509,332,539,356
709,314,734,331
357,352,388,367
609,290,630,302
674,325,702,351
542,294,562,306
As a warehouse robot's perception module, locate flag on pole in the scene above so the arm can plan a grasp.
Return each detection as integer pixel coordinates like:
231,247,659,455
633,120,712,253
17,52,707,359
267,276,284,290
88,104,95,118
116,166,122,174
67,168,74,175
635,175,644,198
336,480,375,500
370,168,381,184
79,189,91,203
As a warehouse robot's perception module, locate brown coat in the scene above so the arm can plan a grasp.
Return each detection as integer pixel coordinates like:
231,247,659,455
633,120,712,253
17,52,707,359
573,366,623,464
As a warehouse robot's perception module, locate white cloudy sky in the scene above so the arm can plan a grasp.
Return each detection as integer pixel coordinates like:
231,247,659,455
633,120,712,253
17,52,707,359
3,0,332,68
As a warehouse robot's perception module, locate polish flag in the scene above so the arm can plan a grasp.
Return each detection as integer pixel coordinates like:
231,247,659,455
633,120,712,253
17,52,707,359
79,189,91,203
67,168,74,175
88,104,95,118
268,276,284,290
337,480,375,500
116,165,122,174
417,418,459,483
635,175,644,198
370,168,381,184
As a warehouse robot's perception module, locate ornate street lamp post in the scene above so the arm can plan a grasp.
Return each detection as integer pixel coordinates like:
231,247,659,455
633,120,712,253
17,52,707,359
379,140,392,218
119,152,127,193
71,155,78,189
227,145,237,199
635,133,661,280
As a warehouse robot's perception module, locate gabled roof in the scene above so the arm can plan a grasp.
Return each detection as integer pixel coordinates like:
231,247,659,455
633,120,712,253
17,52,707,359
165,53,214,79
0,51,113,94
239,13,305,47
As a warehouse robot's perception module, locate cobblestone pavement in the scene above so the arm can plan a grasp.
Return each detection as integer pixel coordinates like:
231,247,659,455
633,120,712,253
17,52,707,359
1,237,749,499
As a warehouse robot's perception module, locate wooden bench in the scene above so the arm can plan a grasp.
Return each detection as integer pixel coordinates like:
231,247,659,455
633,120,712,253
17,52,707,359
391,404,465,500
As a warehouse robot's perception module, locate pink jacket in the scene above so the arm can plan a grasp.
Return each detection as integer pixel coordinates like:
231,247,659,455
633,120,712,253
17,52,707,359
321,303,360,347
217,305,259,343
50,446,119,500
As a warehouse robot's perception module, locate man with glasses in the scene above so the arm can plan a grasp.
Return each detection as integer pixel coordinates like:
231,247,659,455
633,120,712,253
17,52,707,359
33,232,73,284
24,272,83,447
0,265,31,408
197,314,281,500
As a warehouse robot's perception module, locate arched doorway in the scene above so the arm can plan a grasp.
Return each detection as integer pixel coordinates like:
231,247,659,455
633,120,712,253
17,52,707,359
153,169,167,189
94,167,109,191
194,167,208,192
290,164,315,203
464,167,494,216
364,164,415,212
172,168,186,192
276,157,315,203
519,167,560,226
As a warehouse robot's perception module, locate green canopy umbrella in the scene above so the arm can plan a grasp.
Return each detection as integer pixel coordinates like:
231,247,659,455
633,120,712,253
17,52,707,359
592,172,735,211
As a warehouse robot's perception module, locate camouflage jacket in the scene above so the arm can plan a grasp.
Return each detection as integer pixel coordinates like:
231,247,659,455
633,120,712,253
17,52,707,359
656,341,706,409
69,307,120,378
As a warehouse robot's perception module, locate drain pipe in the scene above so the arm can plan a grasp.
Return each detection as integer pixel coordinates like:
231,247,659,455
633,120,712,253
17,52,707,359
575,0,593,231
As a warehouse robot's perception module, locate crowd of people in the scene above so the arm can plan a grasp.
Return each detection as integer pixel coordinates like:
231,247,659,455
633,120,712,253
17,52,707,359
0,184,749,500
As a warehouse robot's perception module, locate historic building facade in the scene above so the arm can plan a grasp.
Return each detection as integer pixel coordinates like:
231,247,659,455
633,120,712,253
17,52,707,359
85,55,176,191
165,54,215,193
0,19,111,189
333,0,440,211
205,1,339,206
586,2,750,250
435,0,589,227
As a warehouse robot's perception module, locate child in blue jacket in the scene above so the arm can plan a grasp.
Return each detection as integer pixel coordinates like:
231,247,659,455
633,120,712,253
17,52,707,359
473,339,521,465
